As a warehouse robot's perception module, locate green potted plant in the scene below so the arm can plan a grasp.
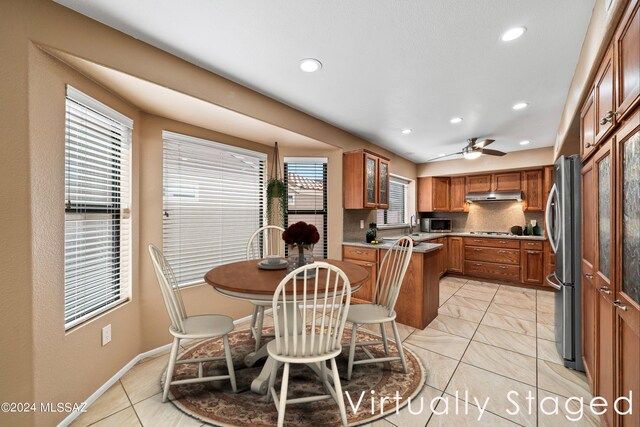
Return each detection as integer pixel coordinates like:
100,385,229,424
266,142,287,225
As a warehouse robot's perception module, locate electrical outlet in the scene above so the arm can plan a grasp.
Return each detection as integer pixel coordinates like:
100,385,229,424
102,324,112,346
360,220,364,229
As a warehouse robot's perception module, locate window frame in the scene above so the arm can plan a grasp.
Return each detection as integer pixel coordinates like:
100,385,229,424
64,86,133,330
283,157,328,259
377,175,410,228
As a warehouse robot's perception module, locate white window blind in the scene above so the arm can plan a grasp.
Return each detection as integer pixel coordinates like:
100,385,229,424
64,86,132,330
163,131,266,286
284,158,328,258
377,176,408,226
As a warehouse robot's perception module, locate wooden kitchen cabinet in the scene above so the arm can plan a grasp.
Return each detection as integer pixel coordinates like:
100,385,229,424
581,89,598,160
520,248,543,285
613,111,640,427
581,157,597,385
449,176,467,212
463,237,522,283
343,149,390,209
342,245,377,304
614,0,640,120
433,237,447,277
543,240,555,287
466,174,492,193
522,169,544,211
492,172,521,191
594,138,616,427
417,177,450,212
447,236,464,274
595,46,617,144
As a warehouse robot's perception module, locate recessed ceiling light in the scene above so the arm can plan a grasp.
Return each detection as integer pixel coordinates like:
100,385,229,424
439,153,446,157
450,117,463,124
512,102,528,110
520,140,531,145
299,58,322,72
501,26,527,42
401,129,412,134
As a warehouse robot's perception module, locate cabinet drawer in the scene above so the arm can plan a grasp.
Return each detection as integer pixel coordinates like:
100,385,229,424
343,245,377,262
521,240,543,250
464,260,521,282
464,246,520,265
463,237,520,249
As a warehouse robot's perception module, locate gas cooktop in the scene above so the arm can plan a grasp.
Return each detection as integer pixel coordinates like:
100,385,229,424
469,231,513,236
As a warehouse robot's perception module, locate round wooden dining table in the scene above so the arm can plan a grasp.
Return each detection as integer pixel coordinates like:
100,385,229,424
204,258,369,394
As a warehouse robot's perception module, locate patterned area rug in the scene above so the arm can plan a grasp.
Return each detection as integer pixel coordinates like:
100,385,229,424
165,327,425,426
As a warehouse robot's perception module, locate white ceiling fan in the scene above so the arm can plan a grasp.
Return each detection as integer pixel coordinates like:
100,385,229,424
425,138,506,162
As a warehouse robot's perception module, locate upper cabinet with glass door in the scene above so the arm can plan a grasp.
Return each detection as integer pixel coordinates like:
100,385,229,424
343,149,391,209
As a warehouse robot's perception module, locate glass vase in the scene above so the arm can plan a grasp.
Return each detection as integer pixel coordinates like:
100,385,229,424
287,243,315,273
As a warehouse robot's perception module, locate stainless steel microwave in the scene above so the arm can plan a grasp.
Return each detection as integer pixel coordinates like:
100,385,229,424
420,218,452,233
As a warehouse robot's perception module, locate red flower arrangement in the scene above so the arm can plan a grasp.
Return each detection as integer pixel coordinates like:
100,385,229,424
282,221,320,245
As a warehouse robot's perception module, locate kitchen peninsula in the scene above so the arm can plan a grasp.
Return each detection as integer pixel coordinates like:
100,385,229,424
342,240,442,329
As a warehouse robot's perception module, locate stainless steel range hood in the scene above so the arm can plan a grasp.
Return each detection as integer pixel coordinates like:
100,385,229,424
465,191,523,203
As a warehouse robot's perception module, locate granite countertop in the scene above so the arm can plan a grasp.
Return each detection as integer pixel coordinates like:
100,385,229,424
374,231,547,242
342,240,443,253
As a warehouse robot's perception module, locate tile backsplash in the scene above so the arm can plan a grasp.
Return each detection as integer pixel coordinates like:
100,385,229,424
343,201,545,242
425,201,544,234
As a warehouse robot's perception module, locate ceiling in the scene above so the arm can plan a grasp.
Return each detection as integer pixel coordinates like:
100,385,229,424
47,49,333,151
54,0,596,163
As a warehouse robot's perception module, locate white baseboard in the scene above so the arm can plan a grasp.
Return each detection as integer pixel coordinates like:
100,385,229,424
58,313,255,427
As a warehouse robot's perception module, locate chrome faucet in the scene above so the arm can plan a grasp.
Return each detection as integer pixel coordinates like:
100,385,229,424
407,214,416,235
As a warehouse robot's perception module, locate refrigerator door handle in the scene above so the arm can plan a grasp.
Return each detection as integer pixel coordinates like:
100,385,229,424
546,183,559,253
546,273,562,290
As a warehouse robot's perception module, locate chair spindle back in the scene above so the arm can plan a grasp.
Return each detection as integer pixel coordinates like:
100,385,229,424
272,262,351,358
246,225,285,260
373,237,414,315
148,244,188,334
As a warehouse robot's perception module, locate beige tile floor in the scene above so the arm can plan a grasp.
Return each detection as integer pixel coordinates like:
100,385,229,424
72,277,600,426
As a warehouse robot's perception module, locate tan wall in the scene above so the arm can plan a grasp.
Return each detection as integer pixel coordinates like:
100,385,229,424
417,147,555,177
26,46,143,426
138,113,273,349
0,1,417,425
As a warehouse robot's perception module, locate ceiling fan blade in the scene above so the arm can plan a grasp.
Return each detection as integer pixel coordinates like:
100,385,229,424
480,148,506,156
424,151,463,162
474,139,495,148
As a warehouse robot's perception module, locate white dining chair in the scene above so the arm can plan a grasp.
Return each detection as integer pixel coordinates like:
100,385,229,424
346,236,413,380
266,262,351,427
148,244,237,402
246,225,285,352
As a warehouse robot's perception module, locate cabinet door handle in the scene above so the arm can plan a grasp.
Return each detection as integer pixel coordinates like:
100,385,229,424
499,241,507,244
598,287,611,295
473,248,482,252
499,266,507,269
585,142,593,148
473,239,482,242
585,273,594,279
528,251,538,254
498,250,508,254
613,300,628,311
475,263,481,267
599,110,618,125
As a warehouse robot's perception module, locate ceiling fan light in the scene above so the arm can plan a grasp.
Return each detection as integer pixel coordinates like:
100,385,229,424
463,150,482,160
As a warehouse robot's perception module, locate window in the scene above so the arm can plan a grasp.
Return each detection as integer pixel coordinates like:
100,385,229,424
64,86,132,329
377,176,409,226
163,132,266,286
284,158,328,258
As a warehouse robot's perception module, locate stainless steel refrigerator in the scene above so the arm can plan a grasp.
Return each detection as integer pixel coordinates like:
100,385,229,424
545,154,584,371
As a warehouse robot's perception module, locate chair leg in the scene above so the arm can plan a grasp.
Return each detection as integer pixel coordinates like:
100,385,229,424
347,322,358,380
162,337,180,403
330,358,348,427
249,305,259,339
391,320,408,374
380,323,389,356
267,361,281,403
255,305,265,352
223,334,237,392
277,362,290,427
